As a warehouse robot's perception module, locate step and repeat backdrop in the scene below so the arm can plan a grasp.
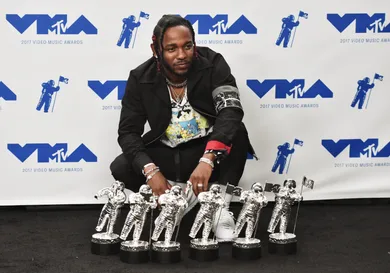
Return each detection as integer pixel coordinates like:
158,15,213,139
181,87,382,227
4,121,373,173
1,0,389,205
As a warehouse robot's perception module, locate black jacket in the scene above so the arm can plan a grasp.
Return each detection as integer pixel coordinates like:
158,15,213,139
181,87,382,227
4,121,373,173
118,46,255,172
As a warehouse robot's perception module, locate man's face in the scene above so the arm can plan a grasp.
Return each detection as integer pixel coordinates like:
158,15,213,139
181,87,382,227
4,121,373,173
161,25,194,78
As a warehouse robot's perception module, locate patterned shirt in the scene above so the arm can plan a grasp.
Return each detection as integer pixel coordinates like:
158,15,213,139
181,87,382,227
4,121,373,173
160,86,212,147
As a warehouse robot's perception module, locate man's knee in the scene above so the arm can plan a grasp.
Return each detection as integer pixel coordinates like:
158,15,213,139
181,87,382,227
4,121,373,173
110,153,129,179
110,154,145,192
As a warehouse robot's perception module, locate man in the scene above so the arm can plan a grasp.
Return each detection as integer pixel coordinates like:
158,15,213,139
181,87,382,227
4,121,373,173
110,14,257,242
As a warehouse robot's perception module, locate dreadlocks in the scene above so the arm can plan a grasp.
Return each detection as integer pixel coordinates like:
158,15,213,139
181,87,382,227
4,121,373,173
152,15,198,71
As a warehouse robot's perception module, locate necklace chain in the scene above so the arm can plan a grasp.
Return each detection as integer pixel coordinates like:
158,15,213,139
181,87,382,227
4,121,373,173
165,78,187,88
169,86,185,104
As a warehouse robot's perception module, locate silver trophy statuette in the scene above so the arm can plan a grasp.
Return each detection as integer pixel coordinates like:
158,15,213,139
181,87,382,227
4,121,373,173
151,185,188,263
188,184,225,262
119,184,158,264
267,178,303,255
91,180,127,255
232,182,268,260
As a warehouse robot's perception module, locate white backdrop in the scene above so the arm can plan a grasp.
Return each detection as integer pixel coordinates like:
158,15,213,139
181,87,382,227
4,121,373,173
1,0,389,205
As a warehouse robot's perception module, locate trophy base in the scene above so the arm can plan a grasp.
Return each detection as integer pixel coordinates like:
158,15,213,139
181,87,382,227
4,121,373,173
91,233,121,255
268,233,297,255
151,241,181,264
119,240,149,264
189,238,219,262
232,238,262,260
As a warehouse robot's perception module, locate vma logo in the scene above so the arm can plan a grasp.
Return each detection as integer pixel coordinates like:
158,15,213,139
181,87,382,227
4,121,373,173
36,76,69,113
327,13,390,33
0,81,17,101
247,79,333,99
276,11,308,48
322,139,390,158
183,14,257,35
271,139,303,174
8,143,98,163
116,11,149,49
6,14,98,35
88,80,126,100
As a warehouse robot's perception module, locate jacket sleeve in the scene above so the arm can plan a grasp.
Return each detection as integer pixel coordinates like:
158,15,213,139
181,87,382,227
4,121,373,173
205,53,244,155
118,71,153,174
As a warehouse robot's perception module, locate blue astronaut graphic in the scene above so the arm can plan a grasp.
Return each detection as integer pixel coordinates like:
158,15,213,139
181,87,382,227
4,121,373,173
276,11,308,48
36,76,68,113
351,73,383,109
272,139,303,174
117,11,149,49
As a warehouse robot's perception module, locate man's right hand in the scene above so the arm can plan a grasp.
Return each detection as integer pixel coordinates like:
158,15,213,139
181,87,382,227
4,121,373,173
146,172,171,196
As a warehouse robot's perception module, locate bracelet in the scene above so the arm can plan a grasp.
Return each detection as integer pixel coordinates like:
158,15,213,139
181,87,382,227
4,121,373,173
204,149,227,164
146,168,160,183
199,157,214,169
144,166,159,177
142,163,157,176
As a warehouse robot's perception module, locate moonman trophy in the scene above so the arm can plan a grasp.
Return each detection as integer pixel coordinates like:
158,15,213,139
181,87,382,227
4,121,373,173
91,181,127,255
267,177,314,255
119,184,158,264
232,182,268,260
188,184,225,262
151,185,188,263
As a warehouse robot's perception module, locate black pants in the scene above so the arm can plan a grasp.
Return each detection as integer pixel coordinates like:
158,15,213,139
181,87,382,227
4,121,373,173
110,126,250,192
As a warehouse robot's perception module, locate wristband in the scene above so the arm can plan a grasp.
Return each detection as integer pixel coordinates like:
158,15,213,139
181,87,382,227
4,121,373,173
145,168,160,183
144,166,159,177
199,157,214,169
142,163,157,176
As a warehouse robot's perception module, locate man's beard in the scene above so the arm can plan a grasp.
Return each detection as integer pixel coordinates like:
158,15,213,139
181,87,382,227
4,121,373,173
161,57,192,78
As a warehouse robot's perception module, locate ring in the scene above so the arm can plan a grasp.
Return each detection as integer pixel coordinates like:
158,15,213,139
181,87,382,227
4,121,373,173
197,183,203,188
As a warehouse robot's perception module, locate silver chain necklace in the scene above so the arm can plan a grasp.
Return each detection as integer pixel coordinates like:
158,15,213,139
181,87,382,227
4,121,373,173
165,78,187,88
169,86,185,104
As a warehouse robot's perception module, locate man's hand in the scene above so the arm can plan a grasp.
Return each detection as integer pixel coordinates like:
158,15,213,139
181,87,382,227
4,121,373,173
146,172,171,197
189,153,215,195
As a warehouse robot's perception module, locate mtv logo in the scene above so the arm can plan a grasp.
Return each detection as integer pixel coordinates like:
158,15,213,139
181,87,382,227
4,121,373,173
8,143,98,163
183,14,257,35
322,139,390,158
6,14,98,35
0,81,17,101
327,13,390,33
247,79,333,99
88,80,126,100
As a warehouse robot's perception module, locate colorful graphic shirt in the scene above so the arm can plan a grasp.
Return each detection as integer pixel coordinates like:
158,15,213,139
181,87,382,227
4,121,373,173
160,86,212,148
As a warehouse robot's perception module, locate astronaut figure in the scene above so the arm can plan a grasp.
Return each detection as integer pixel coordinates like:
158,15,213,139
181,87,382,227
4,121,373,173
36,80,60,113
351,77,375,109
276,15,300,48
95,181,127,236
272,142,295,174
117,15,141,48
151,185,188,244
189,184,225,241
234,182,268,239
267,179,302,234
120,184,157,241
